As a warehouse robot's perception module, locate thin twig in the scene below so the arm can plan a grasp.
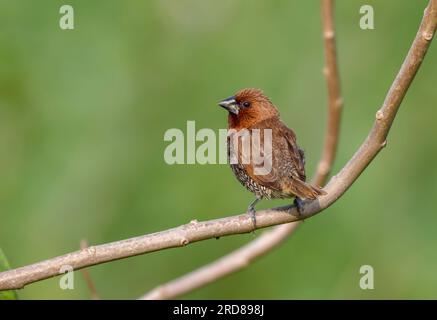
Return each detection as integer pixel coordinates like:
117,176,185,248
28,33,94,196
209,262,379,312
316,0,343,187
141,0,344,300
0,0,436,293
79,240,100,300
141,223,300,300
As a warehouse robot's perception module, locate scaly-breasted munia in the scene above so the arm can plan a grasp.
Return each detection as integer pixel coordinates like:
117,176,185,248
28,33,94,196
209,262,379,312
219,88,325,227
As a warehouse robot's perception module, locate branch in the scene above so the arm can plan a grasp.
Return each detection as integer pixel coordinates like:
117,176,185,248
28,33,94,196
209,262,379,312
140,223,301,300
140,0,343,300
316,0,343,187
0,0,436,293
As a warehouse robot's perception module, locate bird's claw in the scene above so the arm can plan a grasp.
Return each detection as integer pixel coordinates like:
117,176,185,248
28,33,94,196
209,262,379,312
293,197,304,217
247,206,257,233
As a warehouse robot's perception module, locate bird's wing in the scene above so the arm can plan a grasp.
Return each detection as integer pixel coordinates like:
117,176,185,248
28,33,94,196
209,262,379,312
234,120,307,192
243,120,324,200
279,121,307,182
279,121,328,199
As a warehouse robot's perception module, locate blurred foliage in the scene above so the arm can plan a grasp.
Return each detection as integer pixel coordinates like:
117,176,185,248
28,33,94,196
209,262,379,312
0,0,436,299
0,249,18,299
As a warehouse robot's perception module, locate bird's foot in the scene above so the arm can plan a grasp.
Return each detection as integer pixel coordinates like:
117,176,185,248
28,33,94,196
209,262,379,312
293,197,304,217
247,197,260,233
247,206,257,233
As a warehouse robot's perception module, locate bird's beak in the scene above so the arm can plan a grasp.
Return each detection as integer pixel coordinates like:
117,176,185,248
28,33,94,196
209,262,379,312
218,96,239,115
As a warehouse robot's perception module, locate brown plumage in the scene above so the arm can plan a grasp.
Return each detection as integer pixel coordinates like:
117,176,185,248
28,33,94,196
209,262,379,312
218,88,326,226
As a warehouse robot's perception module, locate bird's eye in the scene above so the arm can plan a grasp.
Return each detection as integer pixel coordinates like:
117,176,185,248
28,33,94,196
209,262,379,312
242,101,251,108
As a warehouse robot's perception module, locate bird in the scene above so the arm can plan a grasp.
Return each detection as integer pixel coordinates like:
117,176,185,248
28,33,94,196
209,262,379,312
218,88,326,228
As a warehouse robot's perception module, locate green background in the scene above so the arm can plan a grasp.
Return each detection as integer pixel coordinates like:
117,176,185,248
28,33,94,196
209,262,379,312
1,0,436,299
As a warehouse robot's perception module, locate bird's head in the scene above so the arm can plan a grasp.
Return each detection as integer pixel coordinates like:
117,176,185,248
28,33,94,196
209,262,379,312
218,88,279,128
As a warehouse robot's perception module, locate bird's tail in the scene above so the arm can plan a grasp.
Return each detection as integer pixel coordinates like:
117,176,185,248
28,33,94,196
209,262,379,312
283,179,327,200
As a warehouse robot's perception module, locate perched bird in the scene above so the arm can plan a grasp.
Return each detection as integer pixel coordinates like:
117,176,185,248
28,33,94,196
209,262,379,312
218,88,326,227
